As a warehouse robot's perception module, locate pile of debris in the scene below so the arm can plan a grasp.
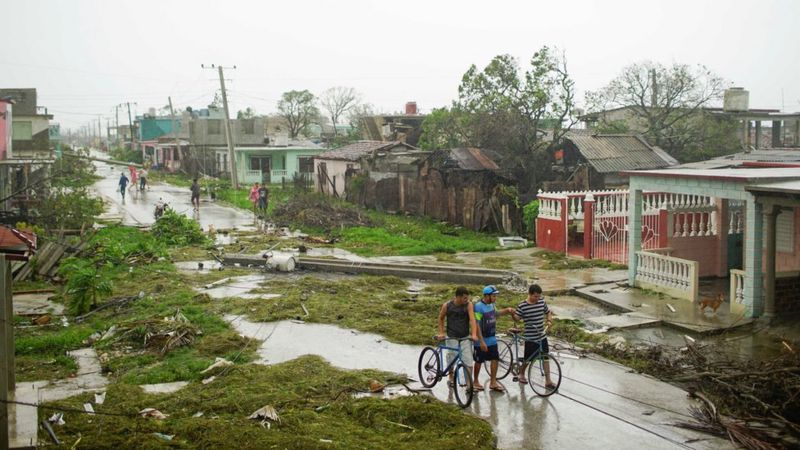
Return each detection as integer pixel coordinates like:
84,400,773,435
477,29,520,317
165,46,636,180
595,337,799,449
271,194,374,232
13,238,89,282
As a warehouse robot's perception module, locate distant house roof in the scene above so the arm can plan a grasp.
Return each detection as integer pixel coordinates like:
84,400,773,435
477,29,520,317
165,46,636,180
676,149,800,169
564,134,677,173
580,105,783,121
315,140,417,161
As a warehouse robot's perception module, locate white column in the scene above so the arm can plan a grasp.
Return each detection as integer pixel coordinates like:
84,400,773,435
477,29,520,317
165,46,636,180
628,187,643,285
743,197,764,317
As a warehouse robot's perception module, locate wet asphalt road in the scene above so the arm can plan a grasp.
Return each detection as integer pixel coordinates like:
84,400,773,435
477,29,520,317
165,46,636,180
228,316,733,450
89,154,254,230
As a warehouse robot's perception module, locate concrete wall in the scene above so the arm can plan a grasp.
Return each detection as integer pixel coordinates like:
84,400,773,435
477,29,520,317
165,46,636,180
10,114,51,156
669,235,721,277
0,102,9,159
238,148,321,184
189,117,265,147
537,217,566,252
315,159,353,196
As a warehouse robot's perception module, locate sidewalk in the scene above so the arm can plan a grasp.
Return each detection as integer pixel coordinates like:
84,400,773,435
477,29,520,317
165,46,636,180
576,282,753,334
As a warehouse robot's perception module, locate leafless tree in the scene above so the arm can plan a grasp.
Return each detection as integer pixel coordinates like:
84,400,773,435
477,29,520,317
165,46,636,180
320,87,360,136
586,62,727,157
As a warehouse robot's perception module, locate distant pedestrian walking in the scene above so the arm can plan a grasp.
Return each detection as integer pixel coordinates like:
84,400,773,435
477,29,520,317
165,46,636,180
191,178,201,211
249,182,260,213
257,184,269,218
118,172,129,201
139,168,148,191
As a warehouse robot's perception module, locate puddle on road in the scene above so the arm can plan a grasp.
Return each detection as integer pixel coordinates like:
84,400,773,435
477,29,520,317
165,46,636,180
305,247,370,262
198,274,279,300
611,319,797,361
547,295,614,321
225,316,417,375
13,293,64,316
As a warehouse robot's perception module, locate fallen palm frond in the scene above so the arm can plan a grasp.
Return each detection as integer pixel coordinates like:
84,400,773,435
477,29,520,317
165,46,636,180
592,338,800,450
114,309,200,354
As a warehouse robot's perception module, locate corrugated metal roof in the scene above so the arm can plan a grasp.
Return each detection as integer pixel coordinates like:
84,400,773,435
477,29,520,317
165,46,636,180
566,134,675,173
448,147,500,171
315,140,415,161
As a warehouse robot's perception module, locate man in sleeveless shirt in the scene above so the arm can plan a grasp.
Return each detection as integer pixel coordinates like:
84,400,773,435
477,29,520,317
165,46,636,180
436,286,478,387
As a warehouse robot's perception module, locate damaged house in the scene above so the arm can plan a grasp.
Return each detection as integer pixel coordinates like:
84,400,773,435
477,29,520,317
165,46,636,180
546,132,678,191
344,145,518,233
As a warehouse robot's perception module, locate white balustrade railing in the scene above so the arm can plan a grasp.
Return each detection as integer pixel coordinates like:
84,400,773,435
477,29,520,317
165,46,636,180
538,196,563,219
244,169,262,180
729,269,746,315
672,211,718,237
634,251,699,301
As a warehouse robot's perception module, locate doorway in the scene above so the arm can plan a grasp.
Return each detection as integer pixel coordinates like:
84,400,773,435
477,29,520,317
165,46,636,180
251,156,271,184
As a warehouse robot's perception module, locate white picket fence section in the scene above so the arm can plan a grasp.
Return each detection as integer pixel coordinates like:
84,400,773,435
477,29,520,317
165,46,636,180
634,251,699,301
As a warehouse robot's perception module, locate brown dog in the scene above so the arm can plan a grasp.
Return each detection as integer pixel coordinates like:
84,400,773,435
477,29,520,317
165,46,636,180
699,293,725,313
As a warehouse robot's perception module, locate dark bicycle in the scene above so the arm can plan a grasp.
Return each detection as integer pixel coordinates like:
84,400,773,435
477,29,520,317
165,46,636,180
486,323,562,397
417,337,474,408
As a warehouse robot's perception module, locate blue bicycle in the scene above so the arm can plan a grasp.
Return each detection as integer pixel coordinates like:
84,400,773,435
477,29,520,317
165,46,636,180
417,337,474,408
491,324,562,397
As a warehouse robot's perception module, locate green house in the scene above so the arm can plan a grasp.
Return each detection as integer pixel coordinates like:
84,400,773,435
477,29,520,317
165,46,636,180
225,139,324,184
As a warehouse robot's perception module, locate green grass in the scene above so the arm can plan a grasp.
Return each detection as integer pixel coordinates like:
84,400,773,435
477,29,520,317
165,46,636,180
337,215,498,256
16,354,78,381
42,356,494,449
533,250,628,270
213,275,526,346
482,256,513,270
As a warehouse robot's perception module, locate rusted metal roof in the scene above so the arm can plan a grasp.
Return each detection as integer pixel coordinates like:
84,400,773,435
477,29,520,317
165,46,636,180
566,134,676,173
447,147,501,171
315,140,417,161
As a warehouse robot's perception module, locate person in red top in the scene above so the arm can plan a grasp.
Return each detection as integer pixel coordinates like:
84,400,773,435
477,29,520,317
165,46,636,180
249,183,260,215
128,166,138,193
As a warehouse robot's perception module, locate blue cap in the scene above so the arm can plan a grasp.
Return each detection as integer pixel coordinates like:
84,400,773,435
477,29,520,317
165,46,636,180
483,285,499,295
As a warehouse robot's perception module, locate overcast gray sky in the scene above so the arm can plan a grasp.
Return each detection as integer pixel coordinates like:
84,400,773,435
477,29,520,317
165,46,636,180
3,0,799,129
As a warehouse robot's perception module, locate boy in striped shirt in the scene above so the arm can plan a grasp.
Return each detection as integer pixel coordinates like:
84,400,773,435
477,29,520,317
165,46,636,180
513,284,555,388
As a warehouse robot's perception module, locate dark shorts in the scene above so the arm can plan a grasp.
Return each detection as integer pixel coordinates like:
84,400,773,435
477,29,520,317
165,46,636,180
523,338,550,361
191,194,200,200
474,343,499,363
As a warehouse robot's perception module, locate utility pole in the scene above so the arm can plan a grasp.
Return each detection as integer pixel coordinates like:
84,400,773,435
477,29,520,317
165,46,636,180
119,102,136,151
115,105,120,147
202,64,238,189
1,254,11,449
168,96,181,165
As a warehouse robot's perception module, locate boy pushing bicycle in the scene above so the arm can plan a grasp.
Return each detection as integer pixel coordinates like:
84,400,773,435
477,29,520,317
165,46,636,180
436,286,478,387
512,284,556,389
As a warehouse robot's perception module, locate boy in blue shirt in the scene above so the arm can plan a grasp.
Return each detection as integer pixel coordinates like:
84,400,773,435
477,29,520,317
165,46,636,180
473,285,515,392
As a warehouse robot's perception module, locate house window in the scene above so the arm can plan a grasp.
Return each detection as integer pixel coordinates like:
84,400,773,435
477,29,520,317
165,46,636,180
298,157,314,173
241,119,255,134
777,210,795,253
173,148,180,160
208,119,222,135
189,121,196,136
12,121,33,140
